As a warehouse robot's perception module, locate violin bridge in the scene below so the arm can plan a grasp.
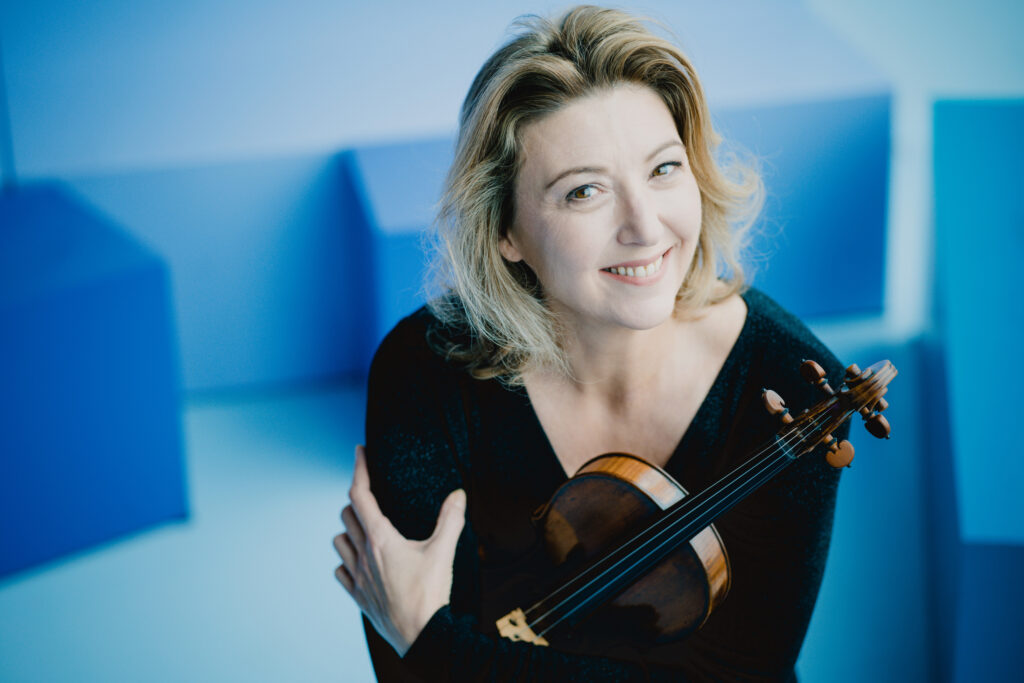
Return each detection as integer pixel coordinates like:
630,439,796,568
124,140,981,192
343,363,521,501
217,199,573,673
496,608,549,646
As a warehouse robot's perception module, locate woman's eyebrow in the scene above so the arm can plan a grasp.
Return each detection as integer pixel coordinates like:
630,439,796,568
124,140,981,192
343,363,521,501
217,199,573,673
544,166,605,191
543,140,685,190
645,139,684,162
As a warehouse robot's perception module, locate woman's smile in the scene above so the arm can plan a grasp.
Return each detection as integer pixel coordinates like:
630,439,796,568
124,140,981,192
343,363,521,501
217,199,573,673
601,246,672,285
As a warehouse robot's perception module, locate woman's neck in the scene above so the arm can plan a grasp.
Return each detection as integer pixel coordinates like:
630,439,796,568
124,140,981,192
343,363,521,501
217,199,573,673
528,290,746,412
531,311,698,413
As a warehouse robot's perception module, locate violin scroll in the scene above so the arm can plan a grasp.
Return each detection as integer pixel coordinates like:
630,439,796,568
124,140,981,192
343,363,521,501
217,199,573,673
762,358,898,465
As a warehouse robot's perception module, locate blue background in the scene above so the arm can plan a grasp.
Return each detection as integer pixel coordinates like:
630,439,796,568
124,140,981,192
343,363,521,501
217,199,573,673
1,1,1022,681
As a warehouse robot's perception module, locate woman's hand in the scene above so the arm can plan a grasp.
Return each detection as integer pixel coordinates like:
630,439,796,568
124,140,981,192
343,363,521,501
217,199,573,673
334,444,467,657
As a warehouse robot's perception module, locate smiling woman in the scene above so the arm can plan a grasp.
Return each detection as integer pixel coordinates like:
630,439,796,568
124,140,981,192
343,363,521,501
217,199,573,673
334,6,849,681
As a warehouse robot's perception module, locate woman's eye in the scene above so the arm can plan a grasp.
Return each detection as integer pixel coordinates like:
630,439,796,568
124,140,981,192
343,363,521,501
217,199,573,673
652,161,682,177
567,185,596,201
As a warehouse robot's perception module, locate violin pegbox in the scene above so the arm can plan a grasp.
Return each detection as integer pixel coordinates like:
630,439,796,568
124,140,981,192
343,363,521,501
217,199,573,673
762,358,896,469
842,363,893,440
761,384,855,468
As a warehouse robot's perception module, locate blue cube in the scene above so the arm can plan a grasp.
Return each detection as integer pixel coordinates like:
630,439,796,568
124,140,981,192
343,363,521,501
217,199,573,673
0,183,187,579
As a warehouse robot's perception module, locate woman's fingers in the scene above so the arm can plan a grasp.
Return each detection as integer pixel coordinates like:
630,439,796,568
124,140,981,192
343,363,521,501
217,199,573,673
333,532,359,571
341,505,366,550
429,488,467,552
348,445,393,539
333,533,363,607
335,564,355,593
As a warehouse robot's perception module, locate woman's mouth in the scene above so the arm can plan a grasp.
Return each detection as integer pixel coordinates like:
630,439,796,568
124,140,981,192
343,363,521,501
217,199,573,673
600,248,670,283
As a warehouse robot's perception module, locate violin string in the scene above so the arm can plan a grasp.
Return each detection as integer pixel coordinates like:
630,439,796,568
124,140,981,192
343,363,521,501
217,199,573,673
522,408,823,623
530,407,836,636
529,366,893,634
530,449,795,637
529,406,844,636
523,403,832,618
544,446,799,635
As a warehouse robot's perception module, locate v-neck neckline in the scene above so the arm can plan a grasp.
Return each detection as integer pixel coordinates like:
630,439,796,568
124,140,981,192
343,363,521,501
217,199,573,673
513,289,755,486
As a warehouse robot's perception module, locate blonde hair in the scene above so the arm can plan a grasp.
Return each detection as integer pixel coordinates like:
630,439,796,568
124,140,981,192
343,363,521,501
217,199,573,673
427,5,762,383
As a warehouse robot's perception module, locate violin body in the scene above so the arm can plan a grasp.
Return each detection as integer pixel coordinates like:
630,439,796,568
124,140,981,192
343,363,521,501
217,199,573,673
483,453,729,653
548,454,730,646
490,359,898,652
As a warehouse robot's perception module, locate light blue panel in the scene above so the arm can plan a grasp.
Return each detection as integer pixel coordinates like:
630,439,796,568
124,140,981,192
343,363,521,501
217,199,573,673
67,153,364,392
717,94,890,320
0,183,186,578
934,99,1024,544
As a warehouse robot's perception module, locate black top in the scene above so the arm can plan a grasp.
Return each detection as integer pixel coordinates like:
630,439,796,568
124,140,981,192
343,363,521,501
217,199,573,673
361,287,849,682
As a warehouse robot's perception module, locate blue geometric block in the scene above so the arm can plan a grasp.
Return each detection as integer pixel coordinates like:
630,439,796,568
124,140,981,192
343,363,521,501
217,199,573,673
934,99,1024,545
68,153,365,391
717,93,890,320
0,183,187,579
344,141,454,369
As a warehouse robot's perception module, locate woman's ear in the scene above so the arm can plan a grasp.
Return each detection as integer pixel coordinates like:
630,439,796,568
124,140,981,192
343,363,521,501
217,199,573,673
499,232,524,263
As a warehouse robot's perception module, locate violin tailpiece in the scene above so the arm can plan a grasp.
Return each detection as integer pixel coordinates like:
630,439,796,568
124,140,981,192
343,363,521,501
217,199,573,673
496,608,549,647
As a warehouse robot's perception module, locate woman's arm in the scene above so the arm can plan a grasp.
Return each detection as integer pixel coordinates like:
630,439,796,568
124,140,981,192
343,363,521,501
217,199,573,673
340,311,841,681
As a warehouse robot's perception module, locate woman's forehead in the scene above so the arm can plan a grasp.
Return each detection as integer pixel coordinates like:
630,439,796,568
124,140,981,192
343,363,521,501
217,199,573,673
517,85,682,182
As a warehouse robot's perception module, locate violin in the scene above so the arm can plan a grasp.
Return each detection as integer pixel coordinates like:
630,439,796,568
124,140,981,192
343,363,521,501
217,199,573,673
490,359,897,652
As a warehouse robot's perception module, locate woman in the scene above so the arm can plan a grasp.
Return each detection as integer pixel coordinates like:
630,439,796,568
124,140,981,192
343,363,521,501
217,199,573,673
335,6,849,681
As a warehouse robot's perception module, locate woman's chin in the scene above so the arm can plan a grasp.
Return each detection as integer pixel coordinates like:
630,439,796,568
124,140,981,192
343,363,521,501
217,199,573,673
607,300,678,332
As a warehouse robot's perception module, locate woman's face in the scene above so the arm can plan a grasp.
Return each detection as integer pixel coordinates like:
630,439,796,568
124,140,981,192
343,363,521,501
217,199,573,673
502,83,702,334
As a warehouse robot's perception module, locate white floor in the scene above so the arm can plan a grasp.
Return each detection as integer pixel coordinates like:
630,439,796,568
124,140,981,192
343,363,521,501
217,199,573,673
0,383,376,683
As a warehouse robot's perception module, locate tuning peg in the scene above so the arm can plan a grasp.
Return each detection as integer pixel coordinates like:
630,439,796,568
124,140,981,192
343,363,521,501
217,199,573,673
800,359,835,396
844,364,862,383
823,435,855,468
856,400,892,438
864,413,891,439
762,389,794,425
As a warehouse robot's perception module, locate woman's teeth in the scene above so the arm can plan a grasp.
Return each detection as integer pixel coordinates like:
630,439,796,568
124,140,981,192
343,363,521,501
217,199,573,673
603,254,664,278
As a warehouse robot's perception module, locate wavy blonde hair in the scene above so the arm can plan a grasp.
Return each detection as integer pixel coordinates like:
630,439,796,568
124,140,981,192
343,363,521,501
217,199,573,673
427,5,762,383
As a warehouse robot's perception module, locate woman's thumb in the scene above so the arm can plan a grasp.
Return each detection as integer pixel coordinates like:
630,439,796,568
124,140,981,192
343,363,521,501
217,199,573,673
431,488,467,549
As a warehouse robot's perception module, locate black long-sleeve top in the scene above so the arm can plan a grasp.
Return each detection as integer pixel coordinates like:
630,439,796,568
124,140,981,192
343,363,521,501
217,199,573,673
361,287,849,682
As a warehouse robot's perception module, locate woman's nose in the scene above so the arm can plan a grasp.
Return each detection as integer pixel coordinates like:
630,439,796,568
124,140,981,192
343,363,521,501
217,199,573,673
616,187,661,246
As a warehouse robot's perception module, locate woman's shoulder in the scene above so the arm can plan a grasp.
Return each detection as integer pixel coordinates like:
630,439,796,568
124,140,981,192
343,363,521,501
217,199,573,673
740,287,840,368
369,301,471,381
729,286,848,410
